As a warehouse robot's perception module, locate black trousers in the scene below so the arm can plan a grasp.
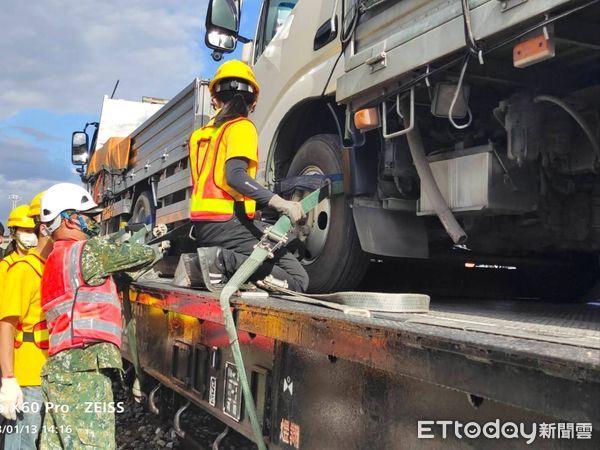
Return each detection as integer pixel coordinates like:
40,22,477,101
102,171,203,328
193,217,309,292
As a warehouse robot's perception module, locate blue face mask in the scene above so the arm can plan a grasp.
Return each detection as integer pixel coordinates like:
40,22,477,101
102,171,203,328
61,212,100,238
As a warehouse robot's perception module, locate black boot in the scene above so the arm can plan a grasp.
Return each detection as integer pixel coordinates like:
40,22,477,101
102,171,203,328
197,247,227,290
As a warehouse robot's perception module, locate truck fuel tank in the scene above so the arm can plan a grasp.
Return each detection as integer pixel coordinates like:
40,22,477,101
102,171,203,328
417,143,538,216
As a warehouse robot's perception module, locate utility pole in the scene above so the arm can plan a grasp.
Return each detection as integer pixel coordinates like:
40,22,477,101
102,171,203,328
8,193,20,210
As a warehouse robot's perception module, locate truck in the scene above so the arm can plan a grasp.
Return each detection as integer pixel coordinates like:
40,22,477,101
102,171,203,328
201,0,600,293
74,0,600,294
68,0,599,448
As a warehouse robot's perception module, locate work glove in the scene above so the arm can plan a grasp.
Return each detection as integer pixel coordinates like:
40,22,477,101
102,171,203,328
150,240,171,261
0,377,24,420
268,194,305,223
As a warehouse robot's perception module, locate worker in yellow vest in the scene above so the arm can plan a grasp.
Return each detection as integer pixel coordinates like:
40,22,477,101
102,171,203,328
0,193,52,450
0,205,36,448
189,60,308,292
0,206,35,449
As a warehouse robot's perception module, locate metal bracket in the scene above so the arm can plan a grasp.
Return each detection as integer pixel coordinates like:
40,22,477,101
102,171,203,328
150,176,159,208
365,51,387,73
262,274,289,290
498,0,528,12
254,226,289,259
382,88,414,139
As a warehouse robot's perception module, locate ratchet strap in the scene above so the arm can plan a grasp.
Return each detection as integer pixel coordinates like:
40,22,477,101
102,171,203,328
259,276,430,317
218,178,429,449
218,179,342,450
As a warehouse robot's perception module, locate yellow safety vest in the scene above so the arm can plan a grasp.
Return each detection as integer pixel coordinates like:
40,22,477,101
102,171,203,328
188,117,257,221
8,254,49,350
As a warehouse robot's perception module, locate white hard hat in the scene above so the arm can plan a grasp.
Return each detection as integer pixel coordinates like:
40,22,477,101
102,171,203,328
40,183,101,223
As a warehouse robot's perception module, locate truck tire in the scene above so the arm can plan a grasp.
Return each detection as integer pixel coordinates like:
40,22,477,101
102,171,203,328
287,134,369,292
131,190,155,228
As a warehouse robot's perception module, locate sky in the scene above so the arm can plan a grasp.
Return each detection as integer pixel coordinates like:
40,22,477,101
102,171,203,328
0,0,259,227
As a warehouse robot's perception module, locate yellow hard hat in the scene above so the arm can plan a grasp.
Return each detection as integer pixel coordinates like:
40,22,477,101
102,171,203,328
28,191,46,218
7,205,35,229
209,59,260,97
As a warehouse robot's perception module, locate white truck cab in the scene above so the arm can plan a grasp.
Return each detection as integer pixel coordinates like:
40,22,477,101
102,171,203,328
204,0,600,294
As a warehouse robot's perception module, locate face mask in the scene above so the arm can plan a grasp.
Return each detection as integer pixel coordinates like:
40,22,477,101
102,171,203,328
86,219,101,237
77,214,101,238
15,232,38,250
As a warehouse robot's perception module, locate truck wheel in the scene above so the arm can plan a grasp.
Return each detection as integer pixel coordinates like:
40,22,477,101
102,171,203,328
131,191,155,227
287,134,369,292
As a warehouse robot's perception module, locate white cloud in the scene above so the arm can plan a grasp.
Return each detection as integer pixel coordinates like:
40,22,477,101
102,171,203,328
0,136,80,223
7,126,61,142
0,0,219,225
0,0,209,118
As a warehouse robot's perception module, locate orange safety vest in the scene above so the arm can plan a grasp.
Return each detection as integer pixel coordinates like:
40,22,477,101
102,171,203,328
9,254,49,350
41,240,122,356
189,117,257,221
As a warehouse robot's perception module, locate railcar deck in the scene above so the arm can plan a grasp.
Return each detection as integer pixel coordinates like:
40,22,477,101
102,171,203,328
130,281,600,429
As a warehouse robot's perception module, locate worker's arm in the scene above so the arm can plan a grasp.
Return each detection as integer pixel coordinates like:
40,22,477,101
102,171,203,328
225,157,275,206
0,261,30,420
0,318,17,377
222,120,265,203
0,263,27,377
223,120,304,220
0,302,22,421
0,316,21,421
81,237,156,286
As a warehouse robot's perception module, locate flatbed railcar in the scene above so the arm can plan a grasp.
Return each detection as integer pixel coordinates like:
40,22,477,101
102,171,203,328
122,281,600,449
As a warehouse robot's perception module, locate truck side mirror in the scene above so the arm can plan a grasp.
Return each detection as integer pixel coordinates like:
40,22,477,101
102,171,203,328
205,0,241,59
72,131,89,165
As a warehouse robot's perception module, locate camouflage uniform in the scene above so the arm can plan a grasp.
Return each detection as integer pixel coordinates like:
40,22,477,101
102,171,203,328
81,236,156,286
40,236,155,450
39,344,121,449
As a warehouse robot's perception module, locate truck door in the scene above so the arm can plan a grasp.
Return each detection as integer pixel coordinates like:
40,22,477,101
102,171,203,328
253,0,297,62
250,0,341,165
